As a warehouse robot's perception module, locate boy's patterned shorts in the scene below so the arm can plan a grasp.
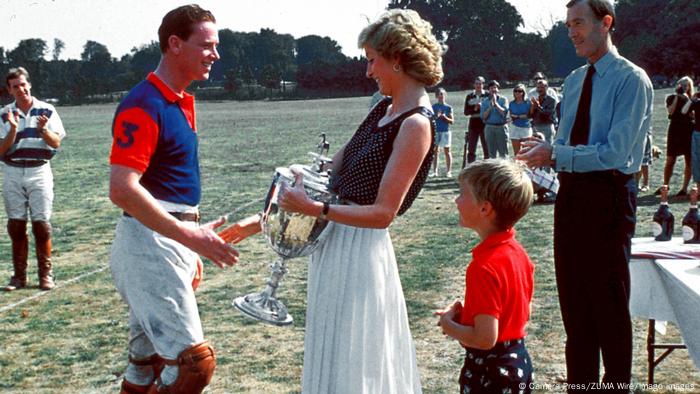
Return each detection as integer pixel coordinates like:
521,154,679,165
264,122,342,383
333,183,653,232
459,338,532,394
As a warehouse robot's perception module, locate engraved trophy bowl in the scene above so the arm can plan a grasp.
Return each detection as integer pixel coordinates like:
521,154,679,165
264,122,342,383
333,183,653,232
233,163,337,326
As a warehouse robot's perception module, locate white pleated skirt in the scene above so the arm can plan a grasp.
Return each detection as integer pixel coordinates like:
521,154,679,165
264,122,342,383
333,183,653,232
301,222,422,394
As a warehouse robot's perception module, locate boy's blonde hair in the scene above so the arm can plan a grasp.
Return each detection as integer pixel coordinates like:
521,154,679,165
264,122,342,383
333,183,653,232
458,159,533,230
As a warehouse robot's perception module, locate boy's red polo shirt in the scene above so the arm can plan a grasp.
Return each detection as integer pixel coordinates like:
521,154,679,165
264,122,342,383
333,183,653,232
459,228,535,342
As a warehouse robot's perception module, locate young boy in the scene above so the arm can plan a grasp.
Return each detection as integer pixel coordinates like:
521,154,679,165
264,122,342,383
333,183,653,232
437,159,535,393
431,87,454,177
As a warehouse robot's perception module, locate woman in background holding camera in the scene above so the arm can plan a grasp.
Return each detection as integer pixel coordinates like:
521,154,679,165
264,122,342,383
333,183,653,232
227,9,442,393
658,76,695,196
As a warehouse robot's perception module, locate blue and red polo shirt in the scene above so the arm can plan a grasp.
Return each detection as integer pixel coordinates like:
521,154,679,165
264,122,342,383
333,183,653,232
109,72,200,206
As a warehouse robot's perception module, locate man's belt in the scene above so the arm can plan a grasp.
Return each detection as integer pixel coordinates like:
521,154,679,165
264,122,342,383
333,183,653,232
558,169,633,183
123,211,200,223
4,160,47,168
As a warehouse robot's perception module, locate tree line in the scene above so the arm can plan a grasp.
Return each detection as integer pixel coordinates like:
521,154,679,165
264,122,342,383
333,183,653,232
0,0,696,105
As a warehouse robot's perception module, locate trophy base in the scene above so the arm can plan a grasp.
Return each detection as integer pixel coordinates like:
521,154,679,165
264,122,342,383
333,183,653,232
233,293,294,326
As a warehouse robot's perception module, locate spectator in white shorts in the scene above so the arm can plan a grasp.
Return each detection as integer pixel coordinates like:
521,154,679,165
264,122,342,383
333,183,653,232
508,84,533,155
431,87,454,177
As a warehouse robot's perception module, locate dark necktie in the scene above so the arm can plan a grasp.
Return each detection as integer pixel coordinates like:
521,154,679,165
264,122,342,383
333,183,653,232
570,64,596,146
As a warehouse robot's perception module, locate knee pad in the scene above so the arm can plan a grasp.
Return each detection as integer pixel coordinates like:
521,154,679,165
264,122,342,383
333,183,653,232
151,342,216,394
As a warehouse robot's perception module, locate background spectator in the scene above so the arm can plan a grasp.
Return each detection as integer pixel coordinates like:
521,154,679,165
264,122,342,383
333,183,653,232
657,76,694,197
508,83,533,155
480,80,509,158
431,87,454,177
685,83,700,190
636,130,654,192
530,79,557,145
463,76,489,166
528,72,559,105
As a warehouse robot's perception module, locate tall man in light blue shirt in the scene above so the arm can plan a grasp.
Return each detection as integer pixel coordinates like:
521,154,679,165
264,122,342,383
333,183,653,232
517,0,653,390
480,80,509,158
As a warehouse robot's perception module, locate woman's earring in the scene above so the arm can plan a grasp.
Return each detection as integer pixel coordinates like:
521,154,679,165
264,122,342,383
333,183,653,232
393,64,401,73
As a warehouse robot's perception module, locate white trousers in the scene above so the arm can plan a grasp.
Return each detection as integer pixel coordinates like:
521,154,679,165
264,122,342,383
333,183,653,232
2,163,53,221
110,216,203,362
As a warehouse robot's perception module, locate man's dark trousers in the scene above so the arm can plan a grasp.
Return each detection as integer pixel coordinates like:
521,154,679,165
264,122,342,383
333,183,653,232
554,170,637,393
466,117,488,164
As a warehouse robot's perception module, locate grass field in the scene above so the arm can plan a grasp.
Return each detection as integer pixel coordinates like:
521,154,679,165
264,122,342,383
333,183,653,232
0,89,699,393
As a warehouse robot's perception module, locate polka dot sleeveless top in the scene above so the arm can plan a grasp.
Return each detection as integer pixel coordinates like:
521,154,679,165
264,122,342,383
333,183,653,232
331,98,435,216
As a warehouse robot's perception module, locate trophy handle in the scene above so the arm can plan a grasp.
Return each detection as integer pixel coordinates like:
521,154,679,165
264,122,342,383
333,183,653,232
232,258,294,326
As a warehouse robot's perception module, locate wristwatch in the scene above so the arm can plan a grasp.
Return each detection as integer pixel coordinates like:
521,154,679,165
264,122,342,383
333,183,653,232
550,148,557,166
319,202,330,220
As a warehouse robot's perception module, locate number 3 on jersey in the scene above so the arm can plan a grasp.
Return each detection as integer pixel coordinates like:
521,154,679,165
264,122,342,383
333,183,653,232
116,121,139,148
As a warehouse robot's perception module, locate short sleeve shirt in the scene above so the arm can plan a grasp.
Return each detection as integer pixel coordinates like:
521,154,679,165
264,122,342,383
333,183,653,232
666,94,692,123
109,72,200,206
1,98,66,164
508,101,531,128
432,103,452,132
459,228,535,342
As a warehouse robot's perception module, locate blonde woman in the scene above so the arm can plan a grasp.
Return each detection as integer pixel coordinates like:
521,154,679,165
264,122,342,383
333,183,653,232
508,83,533,155
229,9,443,393
658,76,695,196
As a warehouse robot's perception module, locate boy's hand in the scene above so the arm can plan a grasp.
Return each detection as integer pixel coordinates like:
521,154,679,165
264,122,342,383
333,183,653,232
435,300,463,332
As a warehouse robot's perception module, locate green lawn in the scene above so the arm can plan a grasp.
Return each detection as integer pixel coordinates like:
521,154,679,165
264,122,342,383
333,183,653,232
0,89,698,393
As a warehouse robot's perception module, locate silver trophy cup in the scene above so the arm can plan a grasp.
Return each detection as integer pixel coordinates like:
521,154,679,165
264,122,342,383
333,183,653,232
233,162,336,326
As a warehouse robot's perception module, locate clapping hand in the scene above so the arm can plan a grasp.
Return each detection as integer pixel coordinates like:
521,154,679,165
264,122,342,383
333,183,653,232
6,109,19,130
516,137,553,168
37,114,49,132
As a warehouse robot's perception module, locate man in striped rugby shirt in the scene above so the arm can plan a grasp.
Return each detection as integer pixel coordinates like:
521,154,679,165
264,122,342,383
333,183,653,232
1,66,65,291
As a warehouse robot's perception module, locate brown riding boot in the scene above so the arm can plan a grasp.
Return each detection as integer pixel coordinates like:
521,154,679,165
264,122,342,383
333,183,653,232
120,354,164,394
5,219,28,291
32,221,55,291
120,380,153,394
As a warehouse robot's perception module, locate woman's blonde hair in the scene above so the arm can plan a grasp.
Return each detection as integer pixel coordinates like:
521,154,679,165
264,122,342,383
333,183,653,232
513,83,527,101
358,9,444,87
677,76,695,96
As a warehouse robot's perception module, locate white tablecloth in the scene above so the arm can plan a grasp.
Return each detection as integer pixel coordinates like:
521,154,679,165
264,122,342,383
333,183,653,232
630,237,700,369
